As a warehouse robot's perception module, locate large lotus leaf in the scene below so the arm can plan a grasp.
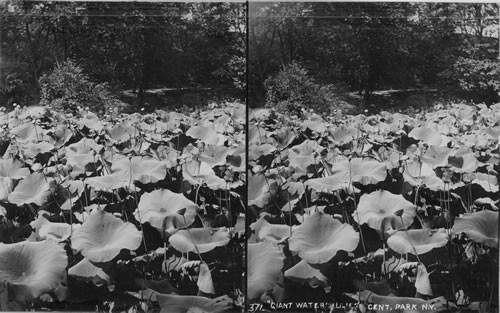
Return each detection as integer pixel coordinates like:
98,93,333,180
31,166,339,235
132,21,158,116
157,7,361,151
416,264,433,296
301,118,327,134
71,211,142,262
305,158,386,193
168,228,230,254
328,126,358,145
249,143,276,161
408,126,442,146
186,125,219,145
22,141,54,159
8,173,56,206
0,177,13,200
0,159,30,179
58,180,86,211
106,123,136,144
472,173,498,193
461,133,491,149
335,158,387,185
136,189,198,231
284,260,329,288
289,212,359,264
66,138,103,176
199,145,232,166
124,157,169,183
248,172,276,208
403,161,447,191
0,240,67,300
448,153,478,173
354,190,416,231
50,124,73,147
421,146,452,168
249,218,291,243
288,140,322,170
10,123,49,143
197,262,215,294
86,157,167,191
157,294,233,313
387,229,448,255
68,258,111,286
474,198,498,210
78,115,104,131
452,210,498,247
271,126,296,149
39,220,81,242
248,242,284,300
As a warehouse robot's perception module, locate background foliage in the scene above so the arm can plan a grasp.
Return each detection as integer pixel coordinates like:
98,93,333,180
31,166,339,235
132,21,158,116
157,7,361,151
249,2,499,111
0,1,246,109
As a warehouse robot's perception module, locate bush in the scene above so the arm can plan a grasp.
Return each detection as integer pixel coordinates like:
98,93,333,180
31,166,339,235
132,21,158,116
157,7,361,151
264,62,351,116
39,60,119,114
439,57,500,104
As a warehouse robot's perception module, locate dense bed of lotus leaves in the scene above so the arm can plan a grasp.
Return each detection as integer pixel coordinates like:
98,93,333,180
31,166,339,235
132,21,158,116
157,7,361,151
0,103,245,312
248,103,499,312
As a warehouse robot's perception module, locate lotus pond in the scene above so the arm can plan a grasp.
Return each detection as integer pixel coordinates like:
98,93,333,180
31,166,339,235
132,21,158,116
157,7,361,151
248,103,499,312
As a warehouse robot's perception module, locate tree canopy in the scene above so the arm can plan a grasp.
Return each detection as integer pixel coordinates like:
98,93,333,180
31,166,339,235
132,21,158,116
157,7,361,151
1,1,246,107
249,2,499,107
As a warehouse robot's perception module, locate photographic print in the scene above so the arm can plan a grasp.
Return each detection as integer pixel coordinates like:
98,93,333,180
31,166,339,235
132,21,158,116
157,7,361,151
0,1,246,312
248,2,499,313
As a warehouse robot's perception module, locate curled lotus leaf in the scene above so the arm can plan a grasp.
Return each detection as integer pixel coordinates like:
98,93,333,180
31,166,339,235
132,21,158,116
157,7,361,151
408,126,442,146
284,260,329,288
68,258,111,286
421,145,452,168
39,220,81,242
415,264,433,296
169,228,230,254
157,294,233,313
248,172,277,208
288,140,322,170
10,123,48,143
197,262,215,294
8,173,56,206
186,125,220,145
248,241,284,300
387,228,449,255
136,189,198,231
306,158,387,192
289,212,359,264
452,210,498,248
106,123,136,144
65,138,103,176
0,240,67,300
78,114,104,131
328,126,358,145
72,211,142,262
354,190,416,232
472,173,498,193
249,218,291,243
86,156,167,191
199,145,232,166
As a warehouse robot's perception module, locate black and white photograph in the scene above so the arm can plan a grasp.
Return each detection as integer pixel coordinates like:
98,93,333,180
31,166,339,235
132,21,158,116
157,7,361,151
248,2,499,313
0,1,246,312
1,1,500,313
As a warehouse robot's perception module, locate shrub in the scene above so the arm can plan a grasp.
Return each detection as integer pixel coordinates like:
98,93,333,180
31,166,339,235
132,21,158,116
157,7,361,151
39,60,119,114
264,62,351,116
